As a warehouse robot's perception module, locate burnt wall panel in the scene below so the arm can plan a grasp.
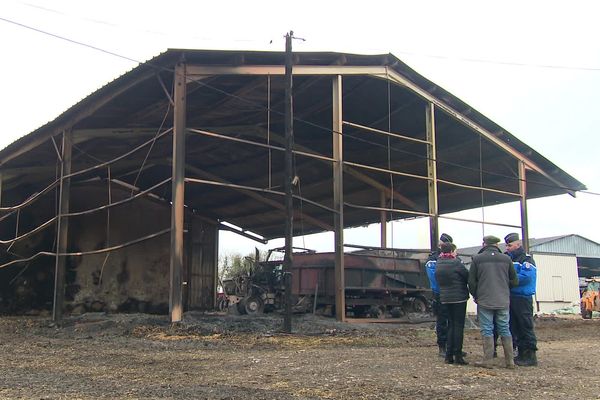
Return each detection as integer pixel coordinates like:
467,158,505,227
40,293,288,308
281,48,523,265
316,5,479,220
67,185,172,314
188,218,217,310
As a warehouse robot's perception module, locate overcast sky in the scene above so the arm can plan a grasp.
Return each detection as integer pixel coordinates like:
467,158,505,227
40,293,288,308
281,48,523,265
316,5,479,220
1,0,598,254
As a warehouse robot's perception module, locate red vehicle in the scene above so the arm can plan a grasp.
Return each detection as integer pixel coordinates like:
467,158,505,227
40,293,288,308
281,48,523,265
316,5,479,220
222,248,432,318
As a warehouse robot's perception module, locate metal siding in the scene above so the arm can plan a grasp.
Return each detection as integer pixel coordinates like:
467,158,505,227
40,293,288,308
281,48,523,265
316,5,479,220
532,236,600,258
533,254,580,305
188,219,217,310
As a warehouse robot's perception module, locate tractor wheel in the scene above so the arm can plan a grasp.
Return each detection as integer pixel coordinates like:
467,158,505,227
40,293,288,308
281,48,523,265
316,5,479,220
244,296,264,315
368,305,386,319
236,298,247,315
412,297,428,313
390,307,405,318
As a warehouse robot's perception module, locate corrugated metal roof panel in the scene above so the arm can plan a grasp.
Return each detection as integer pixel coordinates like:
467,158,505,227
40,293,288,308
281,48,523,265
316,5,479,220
531,234,600,258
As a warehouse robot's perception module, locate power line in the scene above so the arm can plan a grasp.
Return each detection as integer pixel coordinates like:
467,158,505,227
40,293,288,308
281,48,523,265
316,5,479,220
391,49,600,72
0,16,142,65
7,0,280,45
1,14,598,198
4,8,600,72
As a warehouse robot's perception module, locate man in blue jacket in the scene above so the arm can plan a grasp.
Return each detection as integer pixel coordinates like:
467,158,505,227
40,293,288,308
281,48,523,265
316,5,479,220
426,233,453,357
504,232,538,367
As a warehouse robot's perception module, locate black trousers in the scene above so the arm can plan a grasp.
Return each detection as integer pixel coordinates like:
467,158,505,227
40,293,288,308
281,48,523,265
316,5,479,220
433,293,448,347
445,301,467,356
509,295,537,351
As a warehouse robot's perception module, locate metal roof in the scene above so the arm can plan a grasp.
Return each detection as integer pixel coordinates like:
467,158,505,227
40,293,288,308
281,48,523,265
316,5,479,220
459,234,600,259
530,234,600,258
0,49,587,241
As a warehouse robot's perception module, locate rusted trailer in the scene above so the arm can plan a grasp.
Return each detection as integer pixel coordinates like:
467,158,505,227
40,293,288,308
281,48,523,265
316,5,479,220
223,249,432,318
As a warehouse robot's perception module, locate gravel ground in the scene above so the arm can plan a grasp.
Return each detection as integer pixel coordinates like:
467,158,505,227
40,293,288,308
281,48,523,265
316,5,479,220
0,312,599,399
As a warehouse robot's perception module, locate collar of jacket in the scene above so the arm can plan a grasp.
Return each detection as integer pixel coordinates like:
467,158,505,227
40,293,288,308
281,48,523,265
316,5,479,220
477,244,501,254
439,253,456,259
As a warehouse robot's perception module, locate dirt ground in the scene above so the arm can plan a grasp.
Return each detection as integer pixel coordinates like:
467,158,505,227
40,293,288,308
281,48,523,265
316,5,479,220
1,311,599,400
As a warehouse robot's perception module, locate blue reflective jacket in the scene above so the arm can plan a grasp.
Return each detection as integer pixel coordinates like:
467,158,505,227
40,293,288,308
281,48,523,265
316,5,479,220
426,260,440,294
510,261,537,296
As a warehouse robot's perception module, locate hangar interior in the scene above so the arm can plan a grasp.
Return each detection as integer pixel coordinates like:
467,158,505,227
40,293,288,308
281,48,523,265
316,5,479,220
0,49,585,321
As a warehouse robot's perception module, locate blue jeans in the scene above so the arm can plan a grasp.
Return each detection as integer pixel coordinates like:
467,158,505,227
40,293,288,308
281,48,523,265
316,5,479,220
478,307,510,337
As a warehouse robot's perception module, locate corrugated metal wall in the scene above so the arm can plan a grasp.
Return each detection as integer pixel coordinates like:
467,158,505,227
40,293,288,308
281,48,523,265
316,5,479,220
534,253,580,309
187,218,218,310
532,236,600,258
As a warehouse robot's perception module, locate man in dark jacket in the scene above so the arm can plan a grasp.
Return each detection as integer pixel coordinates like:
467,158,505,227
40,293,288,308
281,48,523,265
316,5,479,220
505,232,538,367
469,235,519,369
426,233,453,357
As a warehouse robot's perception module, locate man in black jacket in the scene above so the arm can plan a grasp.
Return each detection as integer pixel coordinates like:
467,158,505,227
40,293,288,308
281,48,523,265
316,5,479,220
435,242,469,365
426,233,453,357
469,235,519,369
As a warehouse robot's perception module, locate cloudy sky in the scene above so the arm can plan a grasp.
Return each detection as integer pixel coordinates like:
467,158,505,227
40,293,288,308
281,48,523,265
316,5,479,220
1,0,598,254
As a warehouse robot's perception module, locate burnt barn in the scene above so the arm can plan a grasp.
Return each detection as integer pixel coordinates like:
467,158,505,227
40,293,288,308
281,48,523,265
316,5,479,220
0,49,585,322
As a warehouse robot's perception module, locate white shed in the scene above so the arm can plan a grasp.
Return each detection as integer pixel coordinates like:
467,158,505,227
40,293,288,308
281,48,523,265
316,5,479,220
531,253,580,313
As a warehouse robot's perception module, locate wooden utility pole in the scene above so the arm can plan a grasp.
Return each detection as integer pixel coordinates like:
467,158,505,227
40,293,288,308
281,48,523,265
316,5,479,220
283,31,294,333
332,75,345,321
425,103,439,252
169,59,187,323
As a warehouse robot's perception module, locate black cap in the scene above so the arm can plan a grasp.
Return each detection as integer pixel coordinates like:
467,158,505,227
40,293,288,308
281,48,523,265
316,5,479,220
504,232,520,244
440,233,453,244
483,235,500,245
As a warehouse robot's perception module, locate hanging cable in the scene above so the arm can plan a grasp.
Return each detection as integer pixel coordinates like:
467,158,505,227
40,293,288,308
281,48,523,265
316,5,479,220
297,177,307,249
0,128,173,216
479,134,486,238
9,262,30,285
0,178,171,246
0,227,171,270
99,165,112,284
267,74,272,189
5,209,20,254
386,73,394,248
130,98,172,195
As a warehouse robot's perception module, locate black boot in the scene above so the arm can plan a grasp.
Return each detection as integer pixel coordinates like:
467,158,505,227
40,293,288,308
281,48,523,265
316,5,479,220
438,344,446,358
454,354,469,365
445,353,454,364
515,348,538,367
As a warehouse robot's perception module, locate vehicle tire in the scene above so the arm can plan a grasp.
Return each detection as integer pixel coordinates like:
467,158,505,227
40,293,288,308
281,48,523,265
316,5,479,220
390,307,405,318
412,297,428,313
368,305,386,319
237,298,247,315
351,305,369,318
244,296,264,315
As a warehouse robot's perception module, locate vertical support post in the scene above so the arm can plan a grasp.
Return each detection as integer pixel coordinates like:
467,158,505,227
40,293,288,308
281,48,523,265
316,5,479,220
213,226,219,309
169,60,187,323
380,191,387,248
52,130,72,322
332,74,345,322
518,160,529,252
425,103,439,252
283,31,294,333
